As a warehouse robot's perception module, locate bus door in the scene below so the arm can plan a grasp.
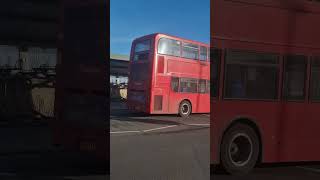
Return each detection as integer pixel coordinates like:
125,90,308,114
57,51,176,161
153,64,170,114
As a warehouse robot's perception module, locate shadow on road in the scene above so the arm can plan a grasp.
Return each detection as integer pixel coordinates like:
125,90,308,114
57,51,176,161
110,114,183,126
110,103,208,126
0,150,108,179
211,165,229,176
211,162,320,180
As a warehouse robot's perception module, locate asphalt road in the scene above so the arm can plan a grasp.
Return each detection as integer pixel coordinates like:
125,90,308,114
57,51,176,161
111,127,210,180
110,105,210,180
3,101,319,179
213,165,320,180
111,101,320,180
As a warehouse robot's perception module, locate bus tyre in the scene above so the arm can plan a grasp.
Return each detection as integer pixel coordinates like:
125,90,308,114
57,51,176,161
220,124,259,176
178,100,191,117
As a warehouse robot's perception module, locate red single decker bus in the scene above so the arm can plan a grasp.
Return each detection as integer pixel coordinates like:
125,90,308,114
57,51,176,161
127,33,210,117
211,0,320,175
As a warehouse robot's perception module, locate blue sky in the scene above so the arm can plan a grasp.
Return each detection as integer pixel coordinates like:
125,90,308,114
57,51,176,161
110,0,210,56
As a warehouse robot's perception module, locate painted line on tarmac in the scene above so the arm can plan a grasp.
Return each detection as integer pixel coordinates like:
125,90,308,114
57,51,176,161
110,123,209,134
142,125,178,132
110,125,178,134
202,114,210,117
296,166,320,173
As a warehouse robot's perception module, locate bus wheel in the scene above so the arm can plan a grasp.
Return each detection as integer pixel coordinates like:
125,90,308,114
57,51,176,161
220,123,259,176
178,100,191,117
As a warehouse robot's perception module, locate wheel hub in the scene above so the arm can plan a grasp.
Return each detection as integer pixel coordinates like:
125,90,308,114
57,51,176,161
182,104,189,114
228,133,253,167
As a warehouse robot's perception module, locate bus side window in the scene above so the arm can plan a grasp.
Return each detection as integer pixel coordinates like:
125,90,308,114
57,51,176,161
171,77,179,92
179,78,197,93
200,46,208,61
198,79,206,94
198,79,206,93
211,48,221,97
283,55,307,101
206,80,210,94
224,50,279,100
182,42,199,60
310,56,320,101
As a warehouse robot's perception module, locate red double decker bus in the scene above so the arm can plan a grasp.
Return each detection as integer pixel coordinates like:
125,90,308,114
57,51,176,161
211,0,320,175
127,33,210,117
53,0,108,161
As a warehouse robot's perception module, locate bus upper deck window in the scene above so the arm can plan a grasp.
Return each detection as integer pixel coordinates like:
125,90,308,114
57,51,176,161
133,40,151,61
200,46,207,61
182,42,199,60
158,38,181,57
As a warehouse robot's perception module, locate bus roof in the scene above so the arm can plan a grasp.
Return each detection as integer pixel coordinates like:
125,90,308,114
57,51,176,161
133,33,209,47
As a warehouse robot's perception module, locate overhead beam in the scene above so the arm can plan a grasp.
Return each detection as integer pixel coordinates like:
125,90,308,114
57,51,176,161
0,14,58,23
0,0,59,21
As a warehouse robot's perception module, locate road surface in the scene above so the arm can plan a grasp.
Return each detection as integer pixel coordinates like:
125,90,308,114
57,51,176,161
110,105,210,180
0,121,108,180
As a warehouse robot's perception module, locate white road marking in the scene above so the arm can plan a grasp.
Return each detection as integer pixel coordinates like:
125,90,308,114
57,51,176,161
202,114,210,117
110,122,209,134
296,166,320,173
186,123,210,126
142,125,178,132
110,125,178,134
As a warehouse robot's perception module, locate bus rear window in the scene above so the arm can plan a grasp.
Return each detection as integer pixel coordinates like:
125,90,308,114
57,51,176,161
135,40,151,53
133,40,151,61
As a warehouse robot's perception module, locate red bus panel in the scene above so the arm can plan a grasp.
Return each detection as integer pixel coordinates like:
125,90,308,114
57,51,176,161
211,0,320,168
